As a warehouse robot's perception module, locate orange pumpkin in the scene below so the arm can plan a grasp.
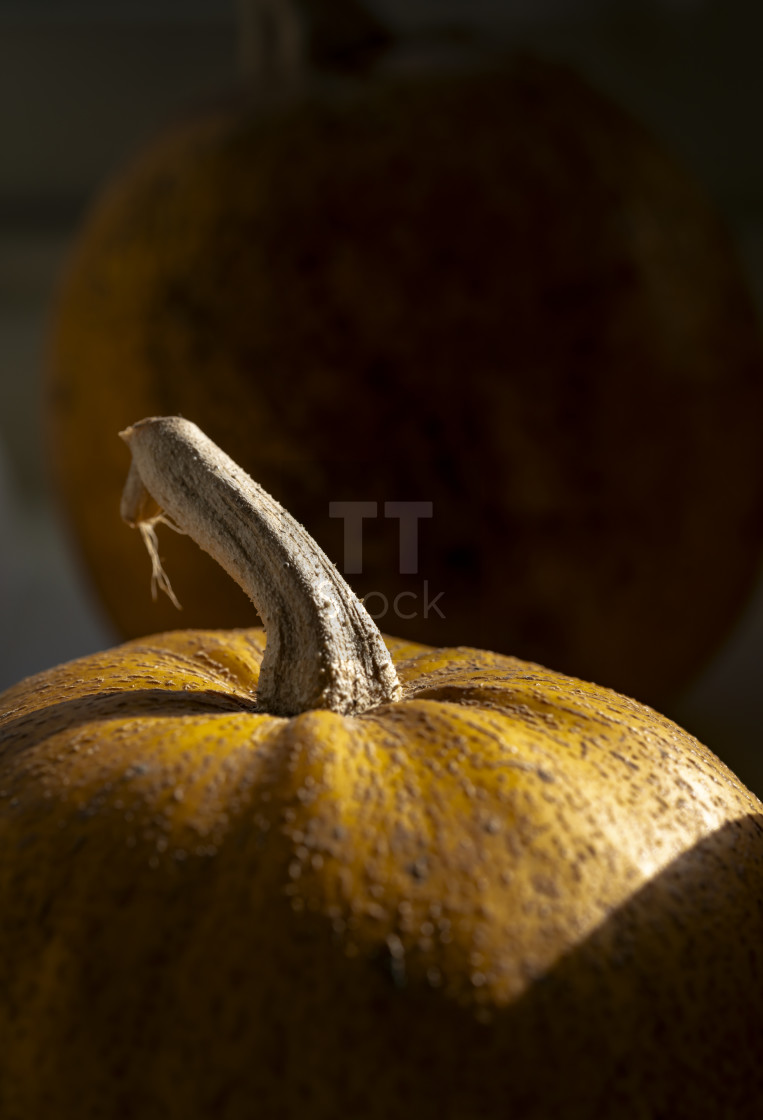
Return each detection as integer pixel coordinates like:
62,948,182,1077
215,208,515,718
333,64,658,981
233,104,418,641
1,417,761,1119
47,5,763,706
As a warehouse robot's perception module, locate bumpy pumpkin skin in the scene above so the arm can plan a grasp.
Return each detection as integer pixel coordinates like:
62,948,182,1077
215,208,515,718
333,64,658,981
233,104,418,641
47,54,763,706
1,628,761,1119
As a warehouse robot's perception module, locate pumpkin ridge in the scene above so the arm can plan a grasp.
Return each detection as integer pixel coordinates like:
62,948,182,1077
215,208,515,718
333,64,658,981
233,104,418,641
0,686,262,760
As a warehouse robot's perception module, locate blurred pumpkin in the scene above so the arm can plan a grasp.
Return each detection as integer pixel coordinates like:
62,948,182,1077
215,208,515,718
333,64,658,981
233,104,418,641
47,0,763,705
2,417,762,1119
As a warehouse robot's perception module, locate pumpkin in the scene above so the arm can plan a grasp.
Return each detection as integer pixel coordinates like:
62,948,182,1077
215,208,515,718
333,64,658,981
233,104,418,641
2,416,762,1119
46,1,763,707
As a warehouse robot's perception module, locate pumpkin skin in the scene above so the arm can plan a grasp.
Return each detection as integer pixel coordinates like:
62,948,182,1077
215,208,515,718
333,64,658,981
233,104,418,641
47,52,763,706
1,627,761,1118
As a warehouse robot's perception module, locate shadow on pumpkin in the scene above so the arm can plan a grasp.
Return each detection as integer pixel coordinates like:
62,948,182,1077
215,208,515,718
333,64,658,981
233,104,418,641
263,812,763,1120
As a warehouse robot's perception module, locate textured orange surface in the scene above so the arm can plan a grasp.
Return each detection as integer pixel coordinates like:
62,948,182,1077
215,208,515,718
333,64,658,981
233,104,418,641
1,627,762,1117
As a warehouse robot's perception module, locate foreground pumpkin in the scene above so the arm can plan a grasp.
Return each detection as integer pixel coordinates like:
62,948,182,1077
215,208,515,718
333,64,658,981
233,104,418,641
2,417,762,1119
47,0,763,706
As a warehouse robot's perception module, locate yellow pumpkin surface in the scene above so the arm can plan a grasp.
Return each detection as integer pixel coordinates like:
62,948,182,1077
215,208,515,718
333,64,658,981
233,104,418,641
1,627,761,1118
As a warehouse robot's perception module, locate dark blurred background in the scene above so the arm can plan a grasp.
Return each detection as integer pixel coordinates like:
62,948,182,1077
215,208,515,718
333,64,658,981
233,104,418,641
1,0,763,790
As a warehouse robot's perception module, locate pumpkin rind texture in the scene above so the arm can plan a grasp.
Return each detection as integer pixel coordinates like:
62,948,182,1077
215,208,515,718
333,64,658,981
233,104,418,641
1,627,762,1118
47,53,763,705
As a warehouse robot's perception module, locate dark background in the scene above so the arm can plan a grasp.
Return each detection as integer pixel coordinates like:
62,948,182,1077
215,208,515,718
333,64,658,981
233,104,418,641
1,0,762,791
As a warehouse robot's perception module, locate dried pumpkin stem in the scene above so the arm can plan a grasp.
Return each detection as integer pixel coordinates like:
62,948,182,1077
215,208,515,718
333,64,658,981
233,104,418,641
237,0,305,86
119,416,401,717
236,0,393,85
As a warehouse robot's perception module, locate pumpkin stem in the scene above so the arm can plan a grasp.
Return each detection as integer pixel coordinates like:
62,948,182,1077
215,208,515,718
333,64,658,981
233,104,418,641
236,0,394,85
119,416,402,717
